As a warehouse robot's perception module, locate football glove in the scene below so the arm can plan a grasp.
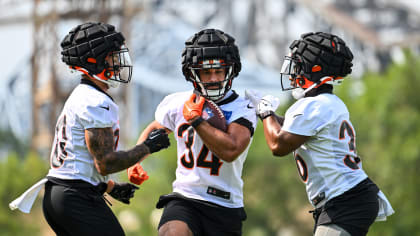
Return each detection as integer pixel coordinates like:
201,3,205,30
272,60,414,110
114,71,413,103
143,128,170,153
183,93,205,121
127,163,149,185
245,90,280,120
109,182,139,204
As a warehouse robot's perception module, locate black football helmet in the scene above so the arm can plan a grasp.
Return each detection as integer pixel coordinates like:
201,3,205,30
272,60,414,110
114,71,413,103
61,22,133,88
181,29,241,101
280,32,353,98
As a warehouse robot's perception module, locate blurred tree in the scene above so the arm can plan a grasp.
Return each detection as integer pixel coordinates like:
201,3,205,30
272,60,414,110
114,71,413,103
0,152,48,236
0,130,29,159
243,117,313,235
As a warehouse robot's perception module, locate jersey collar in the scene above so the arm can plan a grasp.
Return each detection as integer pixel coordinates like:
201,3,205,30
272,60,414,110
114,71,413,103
216,90,238,106
80,78,114,101
305,85,333,98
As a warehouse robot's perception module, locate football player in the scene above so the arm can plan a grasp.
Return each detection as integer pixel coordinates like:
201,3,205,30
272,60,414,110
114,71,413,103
42,22,170,236
246,32,394,236
128,29,257,236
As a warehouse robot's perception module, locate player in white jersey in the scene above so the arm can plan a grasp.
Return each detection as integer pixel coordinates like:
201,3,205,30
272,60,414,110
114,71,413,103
42,22,170,236
128,29,257,236
246,32,393,236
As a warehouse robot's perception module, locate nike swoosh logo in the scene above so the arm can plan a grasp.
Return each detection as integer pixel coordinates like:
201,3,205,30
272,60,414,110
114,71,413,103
247,104,254,109
100,105,110,111
293,114,303,118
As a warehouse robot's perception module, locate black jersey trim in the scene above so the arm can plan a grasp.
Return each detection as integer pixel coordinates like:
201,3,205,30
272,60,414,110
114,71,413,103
80,77,114,101
216,90,239,106
233,117,254,137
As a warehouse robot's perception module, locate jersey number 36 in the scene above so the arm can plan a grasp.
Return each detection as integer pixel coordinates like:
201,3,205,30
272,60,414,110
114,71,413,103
294,120,361,182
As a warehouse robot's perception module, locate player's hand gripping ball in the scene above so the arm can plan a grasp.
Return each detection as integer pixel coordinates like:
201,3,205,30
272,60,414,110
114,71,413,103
183,93,205,121
202,99,227,132
183,93,227,131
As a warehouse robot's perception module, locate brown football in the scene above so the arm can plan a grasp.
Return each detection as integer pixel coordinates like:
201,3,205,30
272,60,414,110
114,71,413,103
202,100,227,132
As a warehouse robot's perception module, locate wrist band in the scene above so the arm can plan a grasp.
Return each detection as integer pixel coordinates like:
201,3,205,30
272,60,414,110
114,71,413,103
191,117,205,128
258,110,274,120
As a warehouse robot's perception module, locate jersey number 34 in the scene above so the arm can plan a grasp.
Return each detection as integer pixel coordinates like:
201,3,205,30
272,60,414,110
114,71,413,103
177,124,223,176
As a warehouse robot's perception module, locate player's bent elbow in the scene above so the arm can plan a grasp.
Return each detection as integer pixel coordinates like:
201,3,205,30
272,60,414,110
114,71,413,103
269,144,290,157
218,152,239,163
94,161,109,176
271,149,289,157
223,156,237,163
98,169,109,176
97,167,109,176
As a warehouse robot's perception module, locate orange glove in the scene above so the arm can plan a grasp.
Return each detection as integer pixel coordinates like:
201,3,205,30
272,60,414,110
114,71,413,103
127,163,149,185
183,93,205,121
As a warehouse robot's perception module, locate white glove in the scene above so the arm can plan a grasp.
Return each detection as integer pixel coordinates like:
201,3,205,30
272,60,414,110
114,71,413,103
245,90,280,119
258,95,280,114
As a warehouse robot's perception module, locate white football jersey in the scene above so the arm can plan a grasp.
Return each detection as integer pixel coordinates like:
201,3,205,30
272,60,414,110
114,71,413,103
47,79,120,185
155,90,257,208
282,93,368,206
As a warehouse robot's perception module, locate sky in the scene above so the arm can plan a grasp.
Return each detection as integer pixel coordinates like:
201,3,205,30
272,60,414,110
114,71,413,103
1,24,32,80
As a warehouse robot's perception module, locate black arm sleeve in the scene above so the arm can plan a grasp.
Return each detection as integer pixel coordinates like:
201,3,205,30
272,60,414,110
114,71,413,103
232,117,254,137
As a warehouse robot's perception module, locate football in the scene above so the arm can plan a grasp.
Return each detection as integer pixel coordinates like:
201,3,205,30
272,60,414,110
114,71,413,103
202,100,227,132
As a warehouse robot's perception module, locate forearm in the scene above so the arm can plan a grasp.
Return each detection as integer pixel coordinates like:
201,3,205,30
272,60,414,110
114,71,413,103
194,120,249,162
97,144,151,175
137,120,170,144
263,114,309,156
183,94,249,162
273,114,285,126
263,114,284,154
86,127,151,175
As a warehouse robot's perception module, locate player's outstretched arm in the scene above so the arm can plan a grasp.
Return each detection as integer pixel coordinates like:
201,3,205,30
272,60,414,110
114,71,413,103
136,120,172,145
85,127,170,175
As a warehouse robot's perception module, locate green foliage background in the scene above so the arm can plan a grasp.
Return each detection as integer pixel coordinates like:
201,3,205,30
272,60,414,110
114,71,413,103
1,53,420,235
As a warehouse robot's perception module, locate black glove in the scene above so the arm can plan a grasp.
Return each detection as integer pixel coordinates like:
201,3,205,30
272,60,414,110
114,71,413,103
109,182,139,204
143,128,170,153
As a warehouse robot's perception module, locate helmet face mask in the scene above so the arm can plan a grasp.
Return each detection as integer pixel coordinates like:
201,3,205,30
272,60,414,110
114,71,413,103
106,46,133,84
189,59,234,101
280,55,302,91
182,29,241,101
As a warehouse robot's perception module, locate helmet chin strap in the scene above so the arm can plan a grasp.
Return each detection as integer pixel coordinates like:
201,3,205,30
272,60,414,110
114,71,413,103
292,83,316,100
92,74,119,88
292,76,333,100
72,67,119,88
